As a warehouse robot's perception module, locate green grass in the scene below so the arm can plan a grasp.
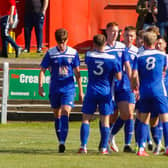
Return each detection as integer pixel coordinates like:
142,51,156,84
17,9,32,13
7,52,85,60
0,119,168,168
8,52,45,59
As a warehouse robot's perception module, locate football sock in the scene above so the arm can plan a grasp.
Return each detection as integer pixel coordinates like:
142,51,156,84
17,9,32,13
60,115,69,144
146,125,152,143
111,117,125,135
134,118,140,144
158,120,163,143
54,118,61,142
162,121,168,147
80,123,90,148
110,123,114,132
138,121,148,148
151,125,160,145
100,126,110,148
99,120,102,147
124,119,134,145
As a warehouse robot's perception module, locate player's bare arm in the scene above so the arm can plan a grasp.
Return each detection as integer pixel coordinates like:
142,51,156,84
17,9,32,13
42,0,49,16
115,71,122,81
74,66,84,103
124,61,132,81
38,67,46,97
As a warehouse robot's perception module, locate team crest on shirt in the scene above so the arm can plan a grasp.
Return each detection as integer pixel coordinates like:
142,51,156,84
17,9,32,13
68,58,72,63
130,54,135,60
117,52,122,57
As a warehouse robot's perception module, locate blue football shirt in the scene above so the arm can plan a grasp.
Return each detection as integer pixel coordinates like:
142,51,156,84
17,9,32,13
134,49,167,98
164,54,168,93
123,45,138,90
85,50,121,96
40,46,80,93
105,41,130,92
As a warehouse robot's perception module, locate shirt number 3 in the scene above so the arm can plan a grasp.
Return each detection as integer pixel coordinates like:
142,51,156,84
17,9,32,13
93,61,104,75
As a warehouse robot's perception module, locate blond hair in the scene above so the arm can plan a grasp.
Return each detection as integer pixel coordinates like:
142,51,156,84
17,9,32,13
144,31,157,46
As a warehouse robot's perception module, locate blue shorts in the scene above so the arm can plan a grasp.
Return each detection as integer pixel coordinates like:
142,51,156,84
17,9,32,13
49,91,75,108
115,91,135,104
138,96,168,116
135,100,140,110
82,93,113,115
112,100,118,111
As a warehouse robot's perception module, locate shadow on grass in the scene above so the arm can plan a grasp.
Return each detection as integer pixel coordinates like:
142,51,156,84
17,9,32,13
0,148,58,155
0,148,112,156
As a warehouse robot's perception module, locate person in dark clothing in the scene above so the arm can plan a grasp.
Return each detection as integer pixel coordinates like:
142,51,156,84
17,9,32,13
0,0,22,58
157,0,168,46
24,0,49,53
136,0,157,31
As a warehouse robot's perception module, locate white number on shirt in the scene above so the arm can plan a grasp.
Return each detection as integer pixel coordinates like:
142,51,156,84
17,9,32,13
93,61,104,75
146,57,156,70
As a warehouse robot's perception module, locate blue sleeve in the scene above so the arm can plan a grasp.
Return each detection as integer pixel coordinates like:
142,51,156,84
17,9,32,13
164,55,167,68
114,60,121,73
85,52,89,65
72,52,80,68
132,56,138,70
40,51,51,69
123,49,130,63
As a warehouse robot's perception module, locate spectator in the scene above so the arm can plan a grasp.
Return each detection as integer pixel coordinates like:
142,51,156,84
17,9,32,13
136,0,157,31
157,0,168,49
24,0,49,53
0,0,22,58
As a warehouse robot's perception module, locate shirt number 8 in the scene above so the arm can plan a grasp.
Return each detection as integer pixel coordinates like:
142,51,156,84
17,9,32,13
146,57,156,70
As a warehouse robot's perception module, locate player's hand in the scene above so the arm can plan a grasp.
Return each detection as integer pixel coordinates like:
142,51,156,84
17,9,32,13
42,10,46,16
38,86,45,97
133,89,140,101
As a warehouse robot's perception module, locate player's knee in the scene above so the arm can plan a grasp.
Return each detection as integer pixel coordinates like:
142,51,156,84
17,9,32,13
53,112,61,118
61,106,71,116
110,114,118,123
61,109,69,116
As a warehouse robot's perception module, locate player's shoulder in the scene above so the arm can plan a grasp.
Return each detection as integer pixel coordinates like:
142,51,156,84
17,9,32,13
104,41,125,51
86,50,116,60
129,45,139,54
66,46,78,55
144,49,166,56
45,47,58,58
115,41,126,49
138,49,166,59
47,47,57,54
137,46,145,55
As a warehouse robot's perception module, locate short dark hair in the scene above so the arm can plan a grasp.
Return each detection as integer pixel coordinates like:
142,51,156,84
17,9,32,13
136,29,145,38
124,26,136,32
106,22,118,29
93,34,106,47
55,28,68,43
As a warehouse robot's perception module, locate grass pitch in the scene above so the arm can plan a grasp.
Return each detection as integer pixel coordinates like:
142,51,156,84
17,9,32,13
0,119,168,168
